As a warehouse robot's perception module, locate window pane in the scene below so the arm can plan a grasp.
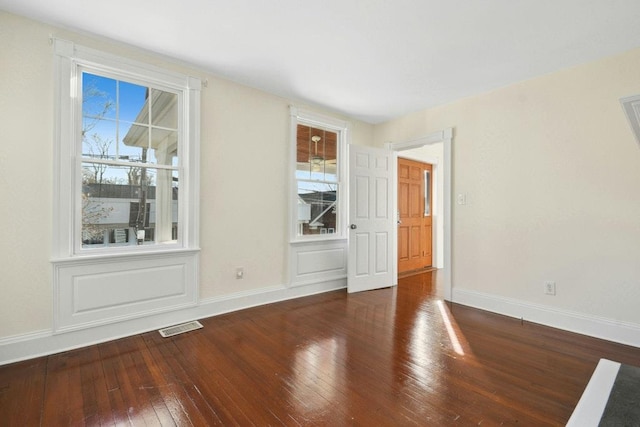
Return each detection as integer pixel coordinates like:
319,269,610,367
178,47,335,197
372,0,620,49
297,181,338,236
82,117,116,160
79,72,182,249
119,81,149,124
82,73,116,120
150,88,178,128
82,73,181,165
150,128,178,165
82,163,178,247
120,123,148,161
296,124,311,179
323,130,338,180
82,73,117,160
295,169,337,181
296,124,338,182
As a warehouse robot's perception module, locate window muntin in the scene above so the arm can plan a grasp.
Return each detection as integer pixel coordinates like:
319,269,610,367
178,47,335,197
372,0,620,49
295,123,342,237
79,70,181,249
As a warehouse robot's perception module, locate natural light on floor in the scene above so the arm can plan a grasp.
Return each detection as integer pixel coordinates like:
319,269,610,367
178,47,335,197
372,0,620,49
436,300,465,356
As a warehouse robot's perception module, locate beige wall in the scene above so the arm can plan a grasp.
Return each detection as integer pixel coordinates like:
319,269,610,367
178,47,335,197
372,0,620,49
375,48,640,324
3,9,639,343
0,11,374,339
1,13,54,337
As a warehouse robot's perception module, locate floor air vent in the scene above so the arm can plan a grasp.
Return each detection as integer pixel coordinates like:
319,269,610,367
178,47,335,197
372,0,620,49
158,321,203,338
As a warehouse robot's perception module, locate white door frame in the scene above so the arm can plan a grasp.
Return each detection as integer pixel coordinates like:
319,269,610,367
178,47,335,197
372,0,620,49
385,128,453,301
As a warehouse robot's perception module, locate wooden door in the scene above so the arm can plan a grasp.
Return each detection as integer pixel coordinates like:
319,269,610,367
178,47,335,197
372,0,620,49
397,158,432,274
348,145,393,293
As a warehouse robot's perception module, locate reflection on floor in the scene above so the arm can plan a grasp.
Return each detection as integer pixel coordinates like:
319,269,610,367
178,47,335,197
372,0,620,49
1,271,640,425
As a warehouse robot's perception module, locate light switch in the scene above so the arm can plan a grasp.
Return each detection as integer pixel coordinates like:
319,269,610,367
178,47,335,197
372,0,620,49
457,193,467,205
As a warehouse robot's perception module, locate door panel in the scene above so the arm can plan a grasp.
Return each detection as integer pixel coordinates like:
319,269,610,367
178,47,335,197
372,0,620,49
398,227,409,261
375,232,388,273
397,158,433,274
348,145,393,293
410,183,421,216
355,233,369,276
410,225,421,258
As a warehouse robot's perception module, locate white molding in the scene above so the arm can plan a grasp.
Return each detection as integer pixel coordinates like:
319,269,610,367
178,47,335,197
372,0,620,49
453,288,640,348
53,251,199,333
288,106,351,288
53,38,195,89
288,106,350,243
290,106,349,130
0,279,346,366
566,358,620,427
50,247,200,264
619,94,640,148
289,239,348,287
53,38,201,259
290,274,347,288
389,128,453,151
50,40,202,346
0,329,52,346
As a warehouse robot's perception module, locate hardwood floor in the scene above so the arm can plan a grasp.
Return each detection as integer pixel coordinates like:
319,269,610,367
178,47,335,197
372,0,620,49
1,272,639,426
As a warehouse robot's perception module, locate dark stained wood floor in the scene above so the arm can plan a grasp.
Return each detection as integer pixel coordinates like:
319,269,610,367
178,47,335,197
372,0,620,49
1,272,640,426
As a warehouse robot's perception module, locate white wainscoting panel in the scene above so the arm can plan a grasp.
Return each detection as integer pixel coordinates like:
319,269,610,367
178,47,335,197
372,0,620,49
290,240,347,287
297,248,345,275
53,250,199,333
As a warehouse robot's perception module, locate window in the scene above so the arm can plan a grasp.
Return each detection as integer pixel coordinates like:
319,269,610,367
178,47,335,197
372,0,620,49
53,40,200,257
290,108,348,240
80,72,180,247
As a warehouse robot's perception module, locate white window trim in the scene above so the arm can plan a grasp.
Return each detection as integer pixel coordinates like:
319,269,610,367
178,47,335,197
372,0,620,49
52,39,201,260
289,106,349,243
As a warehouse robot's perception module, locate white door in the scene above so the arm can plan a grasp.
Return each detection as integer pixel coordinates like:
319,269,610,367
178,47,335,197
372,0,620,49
347,144,394,293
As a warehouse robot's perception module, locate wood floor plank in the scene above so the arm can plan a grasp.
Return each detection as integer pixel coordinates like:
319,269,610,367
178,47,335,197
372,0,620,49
1,271,640,425
97,340,136,425
0,358,46,427
141,331,219,426
41,349,87,425
78,345,116,426
161,329,273,425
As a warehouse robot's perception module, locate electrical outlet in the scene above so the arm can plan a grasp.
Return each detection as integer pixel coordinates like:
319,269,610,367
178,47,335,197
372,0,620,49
544,281,556,295
236,267,244,279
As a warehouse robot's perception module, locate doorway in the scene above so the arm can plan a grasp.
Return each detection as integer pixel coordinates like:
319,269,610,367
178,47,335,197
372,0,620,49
397,158,433,275
387,128,452,301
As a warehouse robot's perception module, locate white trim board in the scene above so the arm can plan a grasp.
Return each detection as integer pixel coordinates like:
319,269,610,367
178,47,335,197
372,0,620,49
566,358,620,427
0,279,346,366
453,288,640,348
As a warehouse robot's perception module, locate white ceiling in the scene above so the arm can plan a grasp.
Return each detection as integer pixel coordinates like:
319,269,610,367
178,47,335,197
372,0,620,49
3,0,640,123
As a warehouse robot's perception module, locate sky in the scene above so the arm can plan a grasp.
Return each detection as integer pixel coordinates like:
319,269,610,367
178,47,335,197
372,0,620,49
82,71,179,185
82,72,149,161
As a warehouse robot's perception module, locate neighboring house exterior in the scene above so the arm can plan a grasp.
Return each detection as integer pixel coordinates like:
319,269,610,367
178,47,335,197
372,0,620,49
82,183,179,246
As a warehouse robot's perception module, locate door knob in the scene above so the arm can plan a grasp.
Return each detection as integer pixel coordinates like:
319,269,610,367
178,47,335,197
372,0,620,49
350,224,357,230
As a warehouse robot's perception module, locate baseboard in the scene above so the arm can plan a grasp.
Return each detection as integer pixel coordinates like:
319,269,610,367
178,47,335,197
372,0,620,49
0,278,347,366
453,288,640,348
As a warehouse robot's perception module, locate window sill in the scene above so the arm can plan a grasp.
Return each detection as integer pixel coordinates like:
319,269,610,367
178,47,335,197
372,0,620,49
51,247,201,264
290,236,347,245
